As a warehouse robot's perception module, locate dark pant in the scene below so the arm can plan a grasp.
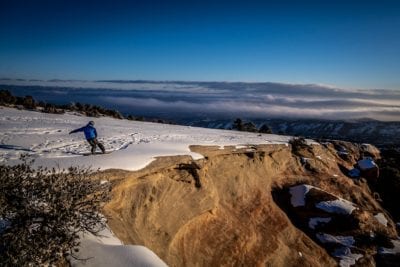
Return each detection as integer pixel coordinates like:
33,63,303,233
87,138,105,154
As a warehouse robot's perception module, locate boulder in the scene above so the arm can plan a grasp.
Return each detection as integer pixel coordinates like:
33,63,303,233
360,143,380,159
357,157,379,182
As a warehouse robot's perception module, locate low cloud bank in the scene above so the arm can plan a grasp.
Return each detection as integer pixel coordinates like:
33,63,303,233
1,79,399,121
102,96,400,121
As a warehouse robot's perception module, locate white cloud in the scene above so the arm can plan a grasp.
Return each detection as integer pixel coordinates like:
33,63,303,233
102,96,400,121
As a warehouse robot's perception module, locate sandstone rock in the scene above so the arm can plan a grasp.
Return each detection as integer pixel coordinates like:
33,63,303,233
101,143,396,267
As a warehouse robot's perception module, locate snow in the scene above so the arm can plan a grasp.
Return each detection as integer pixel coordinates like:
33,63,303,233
337,146,348,152
348,168,360,178
308,217,332,229
289,184,314,207
357,158,377,170
332,247,363,267
315,199,357,215
70,226,168,267
0,107,290,171
370,232,375,238
374,213,388,227
379,240,400,254
316,233,362,267
0,108,292,265
300,157,310,164
316,233,355,247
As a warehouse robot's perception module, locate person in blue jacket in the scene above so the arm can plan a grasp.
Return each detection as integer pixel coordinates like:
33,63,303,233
69,121,105,154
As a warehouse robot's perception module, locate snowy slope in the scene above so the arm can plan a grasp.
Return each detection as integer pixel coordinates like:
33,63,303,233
0,107,293,267
70,227,168,267
0,107,290,171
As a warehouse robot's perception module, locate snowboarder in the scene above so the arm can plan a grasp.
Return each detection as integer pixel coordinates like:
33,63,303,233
69,121,106,154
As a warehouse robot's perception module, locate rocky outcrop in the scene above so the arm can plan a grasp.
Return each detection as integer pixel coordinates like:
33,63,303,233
274,184,396,267
102,141,398,267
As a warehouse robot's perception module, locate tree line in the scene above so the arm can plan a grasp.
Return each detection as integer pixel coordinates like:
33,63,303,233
0,89,276,133
0,89,173,124
232,118,273,134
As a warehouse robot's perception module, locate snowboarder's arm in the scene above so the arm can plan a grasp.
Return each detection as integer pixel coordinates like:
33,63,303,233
69,127,84,134
94,128,98,138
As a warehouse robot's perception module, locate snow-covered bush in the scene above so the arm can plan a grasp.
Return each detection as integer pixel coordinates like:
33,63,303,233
0,156,111,265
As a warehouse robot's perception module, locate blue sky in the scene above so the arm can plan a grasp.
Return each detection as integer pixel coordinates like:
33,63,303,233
1,0,400,89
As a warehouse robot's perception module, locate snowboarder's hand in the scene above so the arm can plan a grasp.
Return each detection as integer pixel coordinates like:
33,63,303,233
69,131,72,134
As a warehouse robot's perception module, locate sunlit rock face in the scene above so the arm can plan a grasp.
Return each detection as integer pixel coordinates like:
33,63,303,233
104,142,399,267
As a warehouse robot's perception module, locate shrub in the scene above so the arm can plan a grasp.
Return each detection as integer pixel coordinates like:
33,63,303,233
242,122,258,132
43,103,64,114
0,157,111,265
22,95,36,110
0,90,16,105
75,102,84,111
232,118,243,131
105,109,124,119
259,123,273,134
289,137,309,155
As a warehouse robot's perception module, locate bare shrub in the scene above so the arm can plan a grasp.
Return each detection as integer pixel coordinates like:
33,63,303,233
289,137,308,150
0,157,111,266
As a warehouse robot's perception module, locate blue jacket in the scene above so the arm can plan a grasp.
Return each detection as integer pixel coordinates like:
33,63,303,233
70,124,97,140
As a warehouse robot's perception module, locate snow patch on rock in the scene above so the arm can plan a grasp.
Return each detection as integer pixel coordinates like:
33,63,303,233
374,213,388,227
316,233,355,247
333,247,363,267
309,217,332,229
357,158,377,170
379,240,400,254
316,234,362,266
289,184,314,207
316,199,357,215
348,168,360,178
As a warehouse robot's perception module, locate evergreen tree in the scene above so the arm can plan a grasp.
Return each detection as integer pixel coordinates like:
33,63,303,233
233,118,243,131
259,123,273,134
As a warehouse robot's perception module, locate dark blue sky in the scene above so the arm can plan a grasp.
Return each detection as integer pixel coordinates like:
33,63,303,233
1,0,399,89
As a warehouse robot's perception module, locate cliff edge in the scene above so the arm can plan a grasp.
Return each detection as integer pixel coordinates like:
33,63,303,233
102,141,398,267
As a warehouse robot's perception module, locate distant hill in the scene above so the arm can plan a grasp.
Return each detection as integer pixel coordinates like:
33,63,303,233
182,118,400,147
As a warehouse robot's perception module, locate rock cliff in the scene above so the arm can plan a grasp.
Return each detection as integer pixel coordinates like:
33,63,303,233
102,141,399,266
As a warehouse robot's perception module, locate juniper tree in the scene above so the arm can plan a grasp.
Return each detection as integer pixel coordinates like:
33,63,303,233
0,157,111,266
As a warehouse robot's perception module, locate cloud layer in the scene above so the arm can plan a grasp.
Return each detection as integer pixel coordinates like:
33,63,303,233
2,79,400,121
